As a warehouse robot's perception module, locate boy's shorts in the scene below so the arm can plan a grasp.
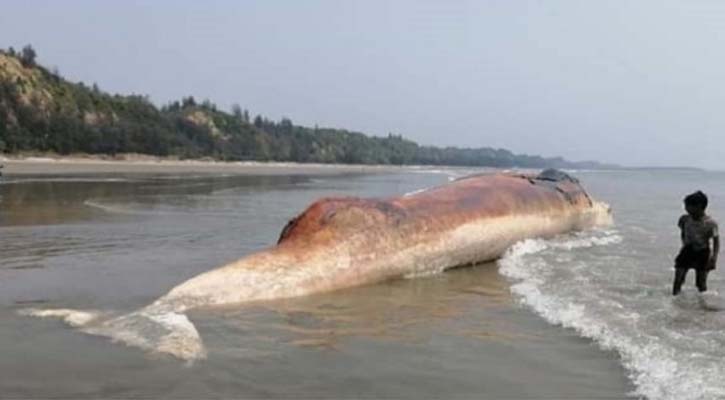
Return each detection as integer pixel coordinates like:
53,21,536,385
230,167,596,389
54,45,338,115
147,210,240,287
675,246,712,270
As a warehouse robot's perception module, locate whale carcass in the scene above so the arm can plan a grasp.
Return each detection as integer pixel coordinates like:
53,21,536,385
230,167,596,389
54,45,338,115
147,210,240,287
21,169,611,360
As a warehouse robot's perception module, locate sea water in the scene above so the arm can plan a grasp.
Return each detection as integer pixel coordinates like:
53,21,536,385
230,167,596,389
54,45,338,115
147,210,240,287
1,167,722,399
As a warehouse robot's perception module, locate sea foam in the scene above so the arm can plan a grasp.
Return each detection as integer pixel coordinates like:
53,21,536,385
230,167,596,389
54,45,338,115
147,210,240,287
498,231,725,400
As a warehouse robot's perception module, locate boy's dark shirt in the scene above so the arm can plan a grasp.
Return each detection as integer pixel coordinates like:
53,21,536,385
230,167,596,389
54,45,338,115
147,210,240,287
678,214,719,251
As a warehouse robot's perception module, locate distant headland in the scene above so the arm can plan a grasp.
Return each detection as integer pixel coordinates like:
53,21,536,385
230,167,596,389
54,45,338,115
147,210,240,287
0,45,617,170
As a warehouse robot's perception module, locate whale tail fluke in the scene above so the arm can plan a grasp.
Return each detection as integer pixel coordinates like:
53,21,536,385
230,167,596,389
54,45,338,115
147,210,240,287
18,306,206,362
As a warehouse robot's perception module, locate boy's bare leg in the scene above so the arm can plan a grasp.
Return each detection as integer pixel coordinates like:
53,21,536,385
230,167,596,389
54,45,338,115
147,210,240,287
673,268,688,296
695,268,709,292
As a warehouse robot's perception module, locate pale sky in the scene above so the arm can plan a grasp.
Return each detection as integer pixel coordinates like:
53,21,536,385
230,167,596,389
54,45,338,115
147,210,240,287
2,1,725,168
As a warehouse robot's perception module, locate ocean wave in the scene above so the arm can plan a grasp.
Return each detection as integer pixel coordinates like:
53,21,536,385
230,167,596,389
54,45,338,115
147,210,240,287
498,231,725,400
403,188,429,197
83,200,142,215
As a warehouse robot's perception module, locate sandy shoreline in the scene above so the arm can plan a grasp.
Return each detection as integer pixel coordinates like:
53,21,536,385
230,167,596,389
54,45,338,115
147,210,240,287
0,159,634,398
0,156,404,176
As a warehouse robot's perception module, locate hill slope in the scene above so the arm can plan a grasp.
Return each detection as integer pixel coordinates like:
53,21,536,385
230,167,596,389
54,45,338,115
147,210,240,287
0,47,613,169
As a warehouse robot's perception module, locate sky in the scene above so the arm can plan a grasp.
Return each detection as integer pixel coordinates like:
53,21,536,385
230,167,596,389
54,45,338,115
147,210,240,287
2,0,725,168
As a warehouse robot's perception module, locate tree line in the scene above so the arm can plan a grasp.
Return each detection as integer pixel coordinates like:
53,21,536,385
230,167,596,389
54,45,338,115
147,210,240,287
0,45,611,169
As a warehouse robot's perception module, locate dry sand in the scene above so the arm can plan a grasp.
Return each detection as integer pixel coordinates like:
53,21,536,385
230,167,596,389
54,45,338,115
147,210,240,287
0,155,402,176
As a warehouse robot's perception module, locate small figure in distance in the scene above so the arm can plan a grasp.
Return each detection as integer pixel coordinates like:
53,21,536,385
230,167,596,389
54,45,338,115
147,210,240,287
673,191,720,296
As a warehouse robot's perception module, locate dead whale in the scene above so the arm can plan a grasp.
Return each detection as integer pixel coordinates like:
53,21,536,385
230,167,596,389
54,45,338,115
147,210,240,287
21,169,612,361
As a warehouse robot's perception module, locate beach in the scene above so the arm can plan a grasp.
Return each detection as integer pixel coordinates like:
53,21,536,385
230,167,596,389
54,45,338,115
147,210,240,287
0,165,637,399
0,155,402,176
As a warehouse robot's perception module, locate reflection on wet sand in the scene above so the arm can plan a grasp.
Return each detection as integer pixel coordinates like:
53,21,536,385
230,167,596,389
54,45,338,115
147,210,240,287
0,171,634,399
0,174,309,226
211,264,522,353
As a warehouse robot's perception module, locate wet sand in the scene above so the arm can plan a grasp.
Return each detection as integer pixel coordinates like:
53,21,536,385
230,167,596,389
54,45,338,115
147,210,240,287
1,266,634,399
0,169,635,398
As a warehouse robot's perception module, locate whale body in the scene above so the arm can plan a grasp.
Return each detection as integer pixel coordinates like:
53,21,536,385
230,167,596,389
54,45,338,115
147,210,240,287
21,169,611,360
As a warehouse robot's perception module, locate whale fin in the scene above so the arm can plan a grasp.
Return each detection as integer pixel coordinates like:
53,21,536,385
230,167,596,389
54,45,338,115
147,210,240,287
18,307,206,362
18,307,103,327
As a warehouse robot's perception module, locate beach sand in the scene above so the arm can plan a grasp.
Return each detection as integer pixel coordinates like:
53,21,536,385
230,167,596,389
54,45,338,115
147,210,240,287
0,162,635,398
0,155,401,176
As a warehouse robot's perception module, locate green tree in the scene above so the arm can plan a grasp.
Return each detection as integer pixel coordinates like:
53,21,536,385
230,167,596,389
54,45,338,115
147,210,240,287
232,103,242,120
182,96,196,108
20,44,37,67
0,50,612,169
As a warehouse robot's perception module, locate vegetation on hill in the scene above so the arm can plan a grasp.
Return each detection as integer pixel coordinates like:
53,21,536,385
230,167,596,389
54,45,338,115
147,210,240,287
0,45,613,169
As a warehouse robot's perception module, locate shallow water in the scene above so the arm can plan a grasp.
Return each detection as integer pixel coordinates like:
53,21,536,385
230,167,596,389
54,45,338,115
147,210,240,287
502,170,725,400
0,168,654,398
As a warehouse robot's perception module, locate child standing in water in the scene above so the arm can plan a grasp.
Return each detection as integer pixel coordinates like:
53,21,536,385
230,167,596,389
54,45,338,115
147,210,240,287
673,191,720,295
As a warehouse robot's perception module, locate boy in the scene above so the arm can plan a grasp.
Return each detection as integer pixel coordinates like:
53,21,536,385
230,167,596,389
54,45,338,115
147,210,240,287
673,191,720,295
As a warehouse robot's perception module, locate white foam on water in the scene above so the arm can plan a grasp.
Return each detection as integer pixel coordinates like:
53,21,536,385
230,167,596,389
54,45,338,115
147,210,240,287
406,168,450,175
19,308,102,327
84,199,200,217
403,188,429,197
83,200,141,215
499,231,725,400
406,166,494,180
